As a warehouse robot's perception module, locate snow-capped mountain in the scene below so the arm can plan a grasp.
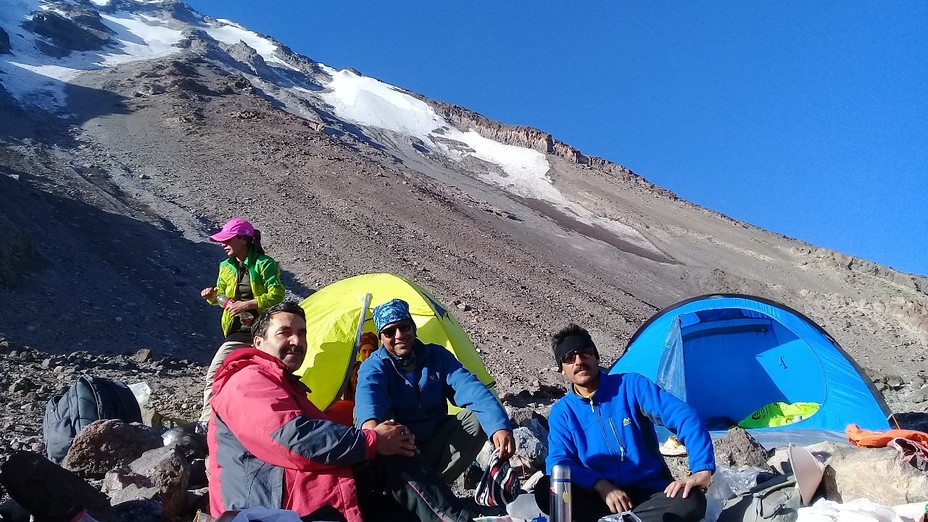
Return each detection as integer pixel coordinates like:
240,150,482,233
1,0,926,407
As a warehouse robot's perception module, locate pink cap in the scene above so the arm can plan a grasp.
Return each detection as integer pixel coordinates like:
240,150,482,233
209,217,255,242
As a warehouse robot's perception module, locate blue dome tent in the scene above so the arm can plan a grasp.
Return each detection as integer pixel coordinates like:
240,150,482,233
611,295,893,434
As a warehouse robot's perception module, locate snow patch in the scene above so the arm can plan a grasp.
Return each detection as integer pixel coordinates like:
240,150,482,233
323,68,445,139
203,20,293,69
316,67,661,255
320,68,556,200
99,13,184,63
0,5,183,110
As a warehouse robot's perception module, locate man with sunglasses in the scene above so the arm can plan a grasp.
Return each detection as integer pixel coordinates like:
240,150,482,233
536,324,714,522
355,298,514,483
207,302,482,522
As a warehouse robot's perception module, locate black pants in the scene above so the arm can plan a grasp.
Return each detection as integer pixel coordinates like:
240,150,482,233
533,475,707,522
354,455,479,522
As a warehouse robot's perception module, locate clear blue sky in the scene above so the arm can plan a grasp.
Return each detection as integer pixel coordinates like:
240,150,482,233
185,2,927,277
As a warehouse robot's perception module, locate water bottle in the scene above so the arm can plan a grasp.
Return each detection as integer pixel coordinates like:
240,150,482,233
550,464,571,522
216,294,233,308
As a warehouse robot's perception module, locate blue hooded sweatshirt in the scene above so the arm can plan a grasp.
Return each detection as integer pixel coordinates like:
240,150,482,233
355,340,510,443
546,370,715,493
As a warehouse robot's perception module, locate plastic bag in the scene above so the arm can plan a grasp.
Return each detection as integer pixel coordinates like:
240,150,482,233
128,381,152,409
796,498,904,522
701,466,772,522
507,493,544,521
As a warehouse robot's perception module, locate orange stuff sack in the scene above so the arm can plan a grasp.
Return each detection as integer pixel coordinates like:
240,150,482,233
845,424,928,447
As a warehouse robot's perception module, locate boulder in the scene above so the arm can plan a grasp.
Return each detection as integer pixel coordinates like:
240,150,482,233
22,8,110,56
712,427,772,470
822,445,928,505
0,451,115,521
131,349,153,363
63,419,164,478
104,446,189,520
512,425,547,471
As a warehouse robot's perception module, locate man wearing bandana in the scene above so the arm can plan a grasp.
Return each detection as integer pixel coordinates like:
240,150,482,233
207,302,481,522
355,298,514,483
537,323,714,522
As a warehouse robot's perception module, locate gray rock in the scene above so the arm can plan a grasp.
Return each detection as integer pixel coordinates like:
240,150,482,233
712,427,772,470
63,419,164,478
0,451,115,521
9,378,33,394
512,425,547,471
885,375,906,390
105,446,189,519
22,8,111,57
909,386,928,404
131,349,153,363
823,445,928,504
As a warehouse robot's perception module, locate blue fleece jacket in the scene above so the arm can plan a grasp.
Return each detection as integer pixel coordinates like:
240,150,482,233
354,340,511,442
546,370,715,493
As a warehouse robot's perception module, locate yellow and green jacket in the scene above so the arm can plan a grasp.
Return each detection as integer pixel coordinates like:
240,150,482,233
207,249,285,336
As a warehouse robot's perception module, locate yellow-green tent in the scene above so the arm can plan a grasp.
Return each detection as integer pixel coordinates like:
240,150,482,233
296,273,495,412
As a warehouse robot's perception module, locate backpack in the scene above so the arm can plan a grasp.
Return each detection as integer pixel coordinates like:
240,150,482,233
717,473,801,522
43,375,143,463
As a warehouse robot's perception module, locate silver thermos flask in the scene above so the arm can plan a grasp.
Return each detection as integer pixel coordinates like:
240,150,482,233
550,463,571,522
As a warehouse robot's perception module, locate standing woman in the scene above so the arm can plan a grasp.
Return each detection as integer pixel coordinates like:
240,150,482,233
199,217,285,423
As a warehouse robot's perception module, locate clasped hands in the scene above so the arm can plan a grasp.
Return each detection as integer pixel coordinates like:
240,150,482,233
372,421,516,461
373,420,418,457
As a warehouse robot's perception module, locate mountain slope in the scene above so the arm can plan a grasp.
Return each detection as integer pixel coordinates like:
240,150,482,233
0,0,925,412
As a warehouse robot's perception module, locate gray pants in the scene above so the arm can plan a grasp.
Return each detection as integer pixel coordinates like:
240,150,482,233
419,409,486,483
199,340,250,423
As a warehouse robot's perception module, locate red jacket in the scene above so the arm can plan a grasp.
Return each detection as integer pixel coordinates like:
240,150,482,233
207,348,378,521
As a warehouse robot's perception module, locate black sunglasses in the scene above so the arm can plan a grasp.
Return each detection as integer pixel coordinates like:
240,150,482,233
562,350,594,365
380,321,414,338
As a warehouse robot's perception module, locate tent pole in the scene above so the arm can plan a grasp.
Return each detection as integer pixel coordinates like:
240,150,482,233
329,293,373,408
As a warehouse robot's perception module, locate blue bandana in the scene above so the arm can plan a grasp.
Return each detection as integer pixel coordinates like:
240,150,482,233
373,298,412,333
